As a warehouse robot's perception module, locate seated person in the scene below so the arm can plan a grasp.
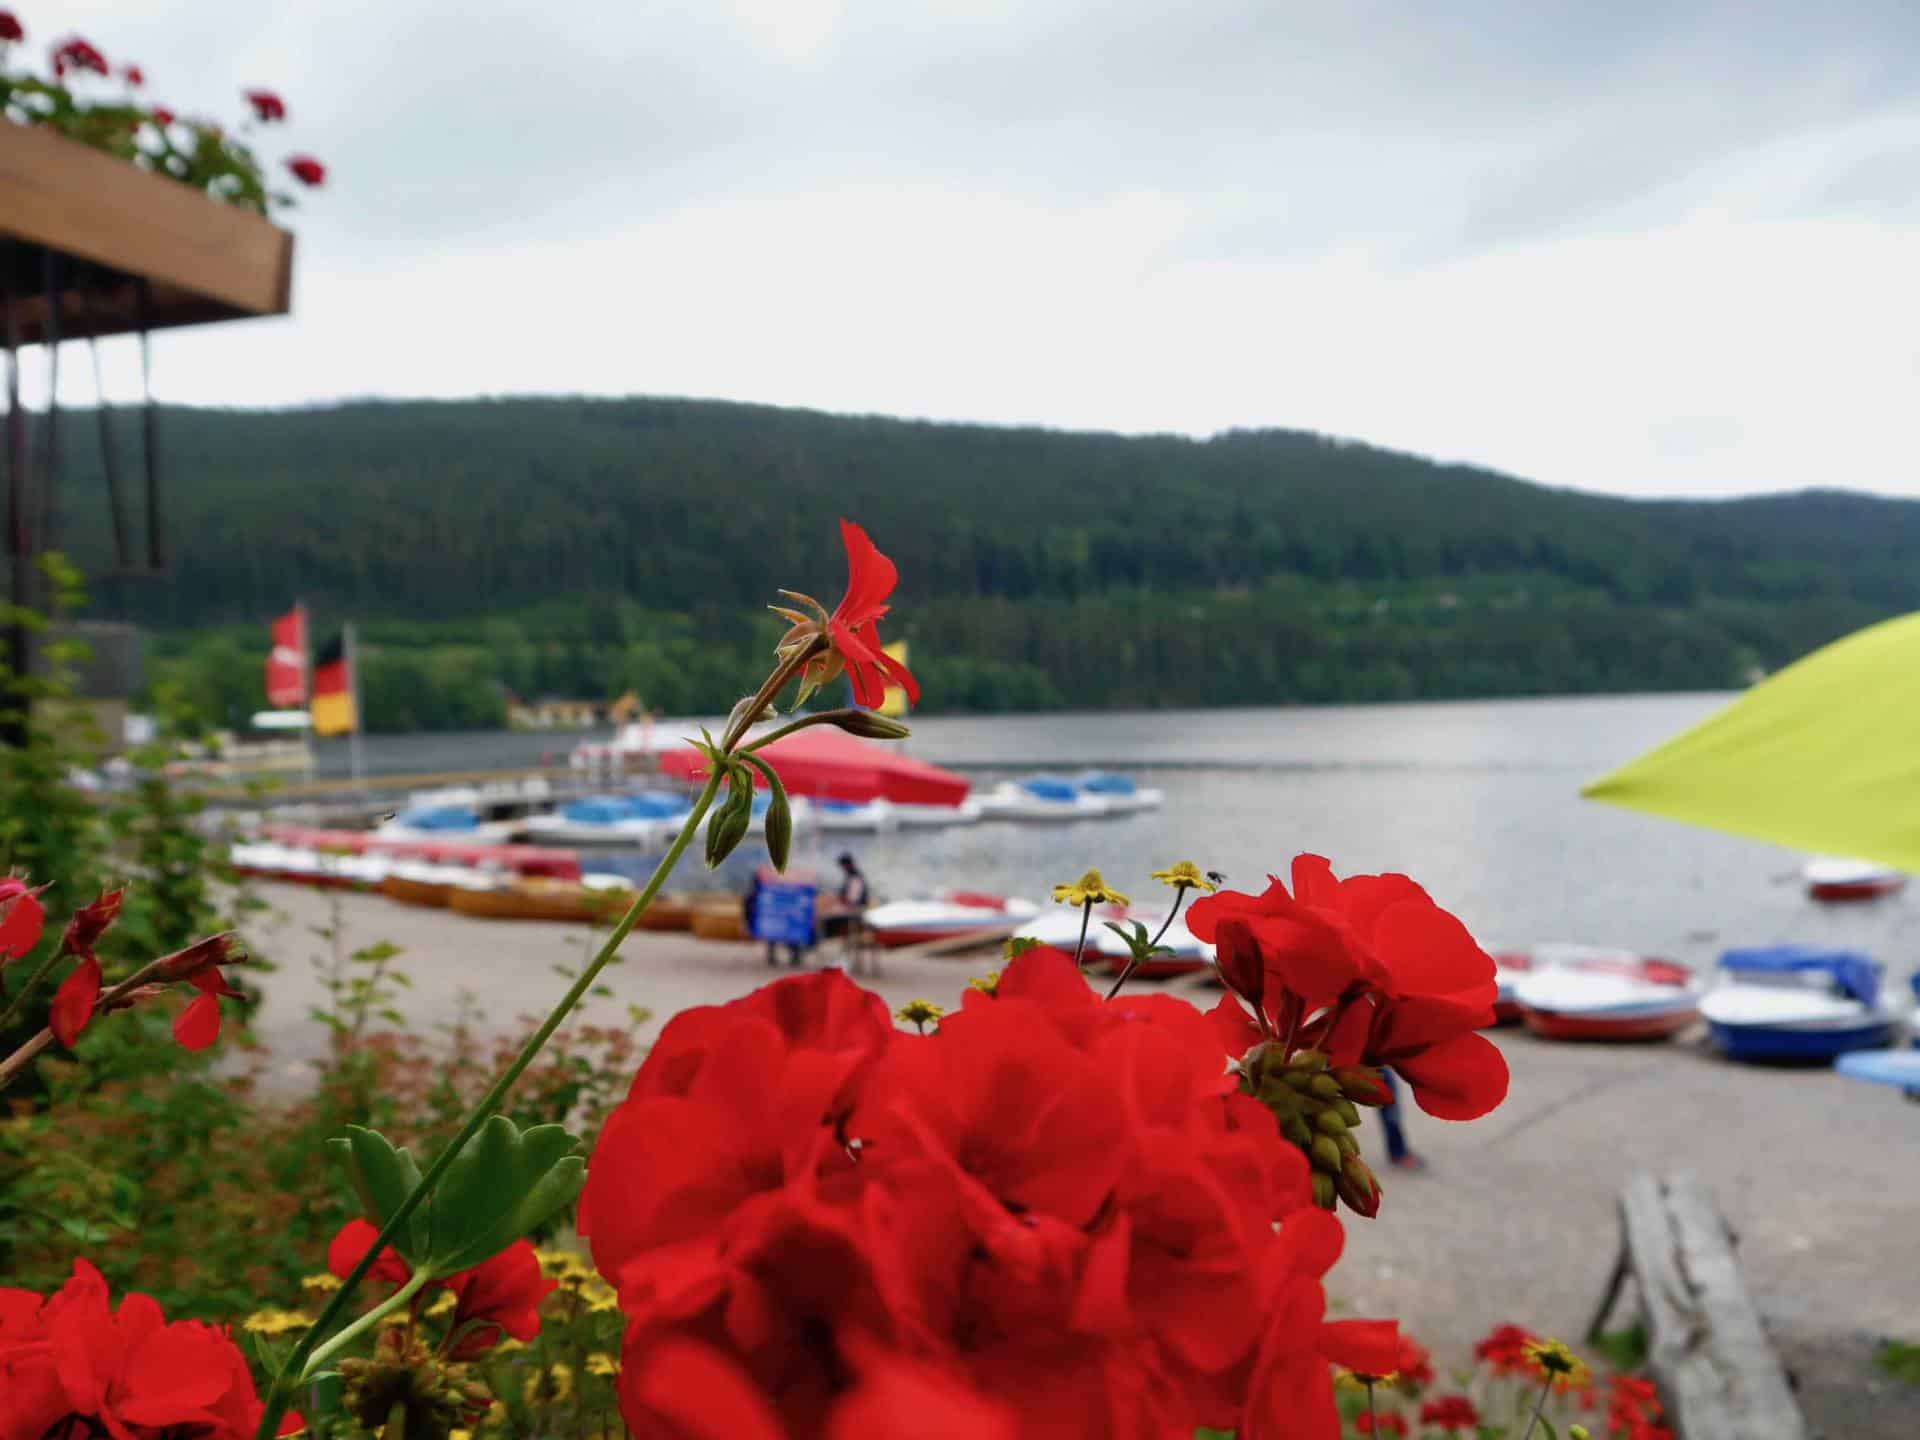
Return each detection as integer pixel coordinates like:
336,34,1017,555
820,852,870,942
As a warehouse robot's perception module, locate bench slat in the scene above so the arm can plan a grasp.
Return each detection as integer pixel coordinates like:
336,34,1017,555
1619,1172,1807,1440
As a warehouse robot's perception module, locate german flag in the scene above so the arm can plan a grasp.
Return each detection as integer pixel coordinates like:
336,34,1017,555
311,633,358,736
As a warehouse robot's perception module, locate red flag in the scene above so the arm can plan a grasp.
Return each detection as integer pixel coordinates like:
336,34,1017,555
266,605,307,707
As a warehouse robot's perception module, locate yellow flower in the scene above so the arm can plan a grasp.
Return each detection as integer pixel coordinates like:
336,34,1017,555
425,1289,458,1318
1052,869,1128,908
1523,1337,1590,1388
895,999,944,1032
242,1309,315,1337
298,1273,342,1295
1149,861,1217,894
586,1353,618,1377
969,969,1002,996
581,1278,620,1312
1001,936,1042,960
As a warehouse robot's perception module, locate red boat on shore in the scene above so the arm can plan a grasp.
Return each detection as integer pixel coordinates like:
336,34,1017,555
1498,945,1698,1042
1803,857,1907,903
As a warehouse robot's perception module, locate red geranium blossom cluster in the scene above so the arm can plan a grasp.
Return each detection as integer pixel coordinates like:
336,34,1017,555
1604,1374,1671,1440
49,34,106,77
1471,1322,1539,1377
16,882,250,1054
1417,1393,1481,1432
327,1221,556,1359
0,1260,299,1440
1186,855,1508,1215
0,12,23,44
243,87,286,122
583,950,1405,1440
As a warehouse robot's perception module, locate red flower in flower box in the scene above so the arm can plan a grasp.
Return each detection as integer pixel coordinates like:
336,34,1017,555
0,12,23,43
51,36,107,77
243,88,286,123
286,154,326,187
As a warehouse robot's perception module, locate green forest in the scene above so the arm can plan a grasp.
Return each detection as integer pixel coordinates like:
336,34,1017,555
48,395,1920,731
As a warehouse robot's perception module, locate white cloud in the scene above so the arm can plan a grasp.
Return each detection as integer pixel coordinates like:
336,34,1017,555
29,0,1920,499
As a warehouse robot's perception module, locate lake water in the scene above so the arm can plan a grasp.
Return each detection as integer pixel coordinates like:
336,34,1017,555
319,695,1920,979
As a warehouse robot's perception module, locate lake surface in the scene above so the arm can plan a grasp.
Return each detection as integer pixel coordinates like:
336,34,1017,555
317,695,1920,979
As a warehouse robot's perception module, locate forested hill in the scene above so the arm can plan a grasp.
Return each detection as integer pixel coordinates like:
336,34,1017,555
53,395,1920,728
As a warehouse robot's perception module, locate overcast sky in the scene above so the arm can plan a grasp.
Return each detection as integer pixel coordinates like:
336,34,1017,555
36,1,1920,498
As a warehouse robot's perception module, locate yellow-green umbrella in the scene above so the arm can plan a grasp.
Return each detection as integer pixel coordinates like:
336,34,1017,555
1583,611,1920,872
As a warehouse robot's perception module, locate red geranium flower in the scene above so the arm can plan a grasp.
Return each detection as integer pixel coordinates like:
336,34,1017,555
442,1240,555,1358
0,1259,300,1440
51,36,107,77
64,886,124,956
777,521,919,712
1419,1394,1482,1432
1473,1322,1538,1376
49,955,102,1048
243,88,286,122
0,13,22,43
827,520,918,710
325,1221,555,1359
0,880,46,963
286,154,326,187
1395,1332,1434,1389
1189,855,1509,1122
123,64,143,86
1354,1413,1407,1436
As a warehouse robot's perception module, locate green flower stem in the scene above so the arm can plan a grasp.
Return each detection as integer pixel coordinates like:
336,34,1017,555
1071,901,1093,971
1519,1373,1554,1440
1103,883,1191,1002
1365,1380,1378,1439
254,770,726,1438
304,1269,430,1375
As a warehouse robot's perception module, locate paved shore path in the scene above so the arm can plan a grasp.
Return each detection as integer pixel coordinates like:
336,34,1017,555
247,883,1920,1437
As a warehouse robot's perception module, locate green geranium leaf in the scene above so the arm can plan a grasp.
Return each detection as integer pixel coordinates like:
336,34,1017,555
334,1126,430,1263
420,1114,586,1276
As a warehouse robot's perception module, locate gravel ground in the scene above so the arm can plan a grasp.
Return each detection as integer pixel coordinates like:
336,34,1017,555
245,883,1920,1438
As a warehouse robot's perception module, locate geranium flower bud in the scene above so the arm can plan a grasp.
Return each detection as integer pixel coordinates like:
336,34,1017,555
64,886,124,954
1310,1135,1343,1173
1333,1065,1391,1106
1337,1156,1382,1217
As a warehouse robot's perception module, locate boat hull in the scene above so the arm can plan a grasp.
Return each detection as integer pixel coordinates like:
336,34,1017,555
1520,1006,1697,1042
1708,1019,1899,1061
382,875,453,908
447,885,622,924
1808,877,1905,902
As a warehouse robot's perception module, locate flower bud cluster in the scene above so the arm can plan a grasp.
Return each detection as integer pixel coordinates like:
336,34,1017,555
1236,1041,1390,1216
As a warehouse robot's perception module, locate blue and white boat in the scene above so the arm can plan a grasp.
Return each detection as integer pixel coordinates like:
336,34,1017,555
519,791,693,847
1700,946,1909,1061
378,804,519,844
1075,771,1164,814
977,775,1109,821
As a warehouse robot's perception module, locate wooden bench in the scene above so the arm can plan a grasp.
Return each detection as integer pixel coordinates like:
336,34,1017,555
1588,1172,1808,1440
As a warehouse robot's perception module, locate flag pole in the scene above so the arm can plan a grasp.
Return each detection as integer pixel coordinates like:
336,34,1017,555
299,600,314,780
345,620,364,787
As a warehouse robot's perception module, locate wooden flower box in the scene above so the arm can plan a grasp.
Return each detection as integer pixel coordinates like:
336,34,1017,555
0,122,293,343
